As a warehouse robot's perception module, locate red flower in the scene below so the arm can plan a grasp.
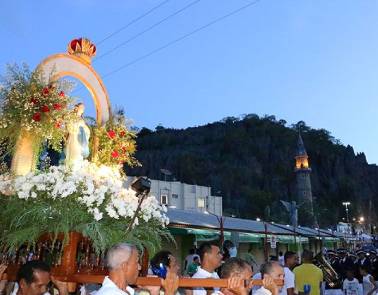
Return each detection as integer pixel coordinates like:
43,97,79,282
32,113,41,122
42,87,49,96
30,97,38,105
41,105,50,113
55,121,62,128
119,130,126,137
111,150,119,158
59,91,65,97
107,130,116,139
53,103,62,110
121,146,127,153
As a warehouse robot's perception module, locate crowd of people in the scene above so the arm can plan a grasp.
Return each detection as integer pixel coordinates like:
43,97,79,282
325,248,378,295
0,241,377,295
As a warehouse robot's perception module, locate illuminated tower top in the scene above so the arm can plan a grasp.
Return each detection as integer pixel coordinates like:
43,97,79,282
295,131,311,171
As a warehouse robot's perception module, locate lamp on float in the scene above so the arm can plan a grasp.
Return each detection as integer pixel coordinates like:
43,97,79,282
125,177,151,234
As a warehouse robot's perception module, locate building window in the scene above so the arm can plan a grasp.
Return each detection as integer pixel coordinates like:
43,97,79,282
160,194,168,205
191,185,196,193
197,198,205,208
172,194,178,199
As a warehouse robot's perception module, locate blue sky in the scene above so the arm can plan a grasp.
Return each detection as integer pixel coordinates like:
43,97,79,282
1,1,378,163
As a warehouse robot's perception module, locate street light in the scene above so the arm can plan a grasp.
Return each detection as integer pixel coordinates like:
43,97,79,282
342,202,351,223
359,216,365,223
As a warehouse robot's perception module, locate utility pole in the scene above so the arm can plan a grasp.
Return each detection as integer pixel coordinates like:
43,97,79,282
342,202,351,223
264,221,268,262
205,211,225,247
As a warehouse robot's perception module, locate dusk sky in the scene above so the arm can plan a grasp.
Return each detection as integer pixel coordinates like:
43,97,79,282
1,1,378,163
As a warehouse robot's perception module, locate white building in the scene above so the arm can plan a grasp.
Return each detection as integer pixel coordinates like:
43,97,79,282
131,178,222,216
337,222,352,234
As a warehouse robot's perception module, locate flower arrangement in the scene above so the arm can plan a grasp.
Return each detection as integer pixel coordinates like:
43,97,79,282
0,161,169,253
0,64,170,256
92,110,139,168
0,64,75,157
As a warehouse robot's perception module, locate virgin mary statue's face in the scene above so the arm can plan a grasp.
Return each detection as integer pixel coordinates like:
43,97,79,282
75,104,85,117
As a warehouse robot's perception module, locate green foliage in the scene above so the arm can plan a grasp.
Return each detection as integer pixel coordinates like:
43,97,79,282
0,64,75,160
0,193,170,255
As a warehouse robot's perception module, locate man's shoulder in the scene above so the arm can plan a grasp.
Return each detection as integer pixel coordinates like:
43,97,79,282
96,277,133,295
192,267,218,279
294,263,321,273
284,266,294,273
96,286,128,295
255,287,272,295
284,267,295,278
304,264,323,276
312,264,323,273
344,278,358,283
192,269,206,278
293,264,304,272
192,268,204,278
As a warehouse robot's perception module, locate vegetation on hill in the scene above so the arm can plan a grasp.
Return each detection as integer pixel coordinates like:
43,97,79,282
126,114,378,228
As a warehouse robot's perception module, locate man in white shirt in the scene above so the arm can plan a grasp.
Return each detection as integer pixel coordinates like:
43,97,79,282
96,243,140,295
217,257,254,295
279,251,298,295
192,242,223,295
96,243,179,295
255,261,284,295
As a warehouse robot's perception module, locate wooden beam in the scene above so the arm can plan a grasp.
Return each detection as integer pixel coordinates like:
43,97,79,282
1,273,283,287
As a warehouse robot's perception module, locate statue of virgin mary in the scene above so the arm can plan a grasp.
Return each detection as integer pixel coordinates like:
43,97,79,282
64,103,91,168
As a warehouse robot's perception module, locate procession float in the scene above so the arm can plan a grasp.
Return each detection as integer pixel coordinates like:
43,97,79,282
0,38,273,291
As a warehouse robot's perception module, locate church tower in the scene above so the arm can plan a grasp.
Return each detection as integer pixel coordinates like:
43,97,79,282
295,131,318,227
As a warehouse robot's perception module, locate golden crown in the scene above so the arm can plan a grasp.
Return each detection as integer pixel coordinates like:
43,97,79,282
67,38,96,63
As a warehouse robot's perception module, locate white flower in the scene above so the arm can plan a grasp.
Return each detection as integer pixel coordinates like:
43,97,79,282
0,162,168,225
91,208,103,221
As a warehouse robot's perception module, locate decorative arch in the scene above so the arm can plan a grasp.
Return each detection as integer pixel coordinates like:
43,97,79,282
11,39,111,175
36,53,110,125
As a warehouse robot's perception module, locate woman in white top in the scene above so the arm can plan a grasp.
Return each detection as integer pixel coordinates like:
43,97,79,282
360,266,378,295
